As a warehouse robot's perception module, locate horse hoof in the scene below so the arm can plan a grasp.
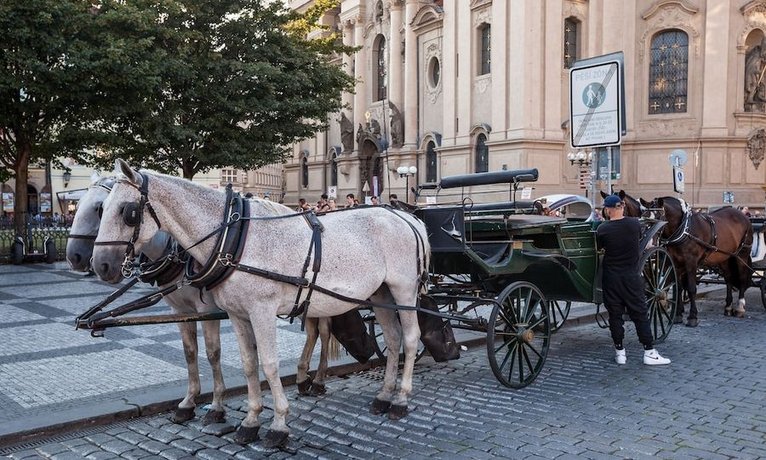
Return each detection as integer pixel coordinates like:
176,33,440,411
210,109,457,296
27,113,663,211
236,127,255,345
686,318,699,327
170,407,195,424
297,378,313,396
673,316,684,324
202,409,226,425
724,308,732,317
233,425,260,445
308,382,326,396
735,310,746,318
262,430,289,449
388,404,408,420
370,398,391,415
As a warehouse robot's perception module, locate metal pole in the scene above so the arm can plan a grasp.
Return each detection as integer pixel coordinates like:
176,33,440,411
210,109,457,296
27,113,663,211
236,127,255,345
606,146,613,194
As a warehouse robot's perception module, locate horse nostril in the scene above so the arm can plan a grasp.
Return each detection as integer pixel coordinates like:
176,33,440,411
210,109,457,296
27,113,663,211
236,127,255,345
99,263,110,276
73,253,82,264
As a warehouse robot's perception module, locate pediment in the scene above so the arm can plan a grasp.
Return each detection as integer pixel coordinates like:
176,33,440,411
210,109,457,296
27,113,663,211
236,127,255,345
742,0,766,17
642,0,698,20
411,5,443,31
470,0,491,11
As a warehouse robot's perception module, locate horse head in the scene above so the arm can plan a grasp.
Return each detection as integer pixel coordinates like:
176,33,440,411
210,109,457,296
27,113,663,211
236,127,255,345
92,159,163,283
617,190,643,218
66,175,116,271
649,196,690,237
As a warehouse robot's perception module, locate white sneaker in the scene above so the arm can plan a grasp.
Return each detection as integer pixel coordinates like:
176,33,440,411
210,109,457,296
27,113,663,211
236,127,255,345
615,348,626,365
643,349,671,365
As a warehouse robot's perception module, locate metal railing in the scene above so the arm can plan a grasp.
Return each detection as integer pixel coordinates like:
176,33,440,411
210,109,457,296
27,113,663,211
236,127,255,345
0,219,71,264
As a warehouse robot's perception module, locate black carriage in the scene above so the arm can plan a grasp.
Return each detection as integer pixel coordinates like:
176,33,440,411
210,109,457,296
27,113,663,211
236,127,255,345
413,168,679,388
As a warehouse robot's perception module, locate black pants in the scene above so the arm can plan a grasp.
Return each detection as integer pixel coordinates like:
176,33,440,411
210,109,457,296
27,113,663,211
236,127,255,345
603,272,653,348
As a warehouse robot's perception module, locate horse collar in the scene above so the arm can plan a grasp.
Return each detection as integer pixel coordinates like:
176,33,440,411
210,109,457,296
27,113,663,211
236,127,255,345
663,210,692,246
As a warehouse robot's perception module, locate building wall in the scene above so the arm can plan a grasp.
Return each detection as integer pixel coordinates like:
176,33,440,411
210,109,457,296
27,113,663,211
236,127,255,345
285,0,766,210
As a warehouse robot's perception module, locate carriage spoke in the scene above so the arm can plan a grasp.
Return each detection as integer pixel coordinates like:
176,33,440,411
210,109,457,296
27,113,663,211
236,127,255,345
521,344,536,378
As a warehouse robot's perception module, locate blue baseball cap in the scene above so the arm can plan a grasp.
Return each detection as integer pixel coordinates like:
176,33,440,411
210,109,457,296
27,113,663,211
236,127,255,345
603,195,623,208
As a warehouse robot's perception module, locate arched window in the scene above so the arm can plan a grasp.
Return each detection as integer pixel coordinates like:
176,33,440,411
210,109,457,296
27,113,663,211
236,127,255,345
478,24,491,75
374,35,387,102
475,134,489,173
564,17,579,69
426,141,437,183
301,152,309,188
648,29,688,114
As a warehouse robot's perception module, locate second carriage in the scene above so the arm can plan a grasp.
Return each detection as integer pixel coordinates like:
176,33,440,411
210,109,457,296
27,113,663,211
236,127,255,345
410,168,679,388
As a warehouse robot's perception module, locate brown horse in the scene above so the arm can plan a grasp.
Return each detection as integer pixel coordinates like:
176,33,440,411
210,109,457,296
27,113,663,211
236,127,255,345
642,197,753,326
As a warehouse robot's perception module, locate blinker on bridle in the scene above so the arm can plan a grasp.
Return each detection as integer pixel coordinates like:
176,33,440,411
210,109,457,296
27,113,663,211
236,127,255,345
93,173,162,277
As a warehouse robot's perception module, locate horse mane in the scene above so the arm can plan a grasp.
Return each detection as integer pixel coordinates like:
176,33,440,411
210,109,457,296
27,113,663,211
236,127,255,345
249,197,294,216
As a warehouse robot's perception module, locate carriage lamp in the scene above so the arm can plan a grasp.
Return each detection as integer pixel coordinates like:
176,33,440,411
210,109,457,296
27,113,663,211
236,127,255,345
62,170,72,188
567,150,593,167
397,166,417,203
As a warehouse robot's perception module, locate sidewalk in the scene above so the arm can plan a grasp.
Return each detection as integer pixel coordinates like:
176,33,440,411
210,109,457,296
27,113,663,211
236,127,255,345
0,262,361,446
0,262,722,447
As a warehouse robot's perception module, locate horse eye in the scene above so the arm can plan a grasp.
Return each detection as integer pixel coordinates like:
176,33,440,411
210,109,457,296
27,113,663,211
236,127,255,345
97,205,103,219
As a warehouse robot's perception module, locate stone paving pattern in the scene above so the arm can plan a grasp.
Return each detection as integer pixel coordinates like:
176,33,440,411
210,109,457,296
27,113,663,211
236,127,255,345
1,274,764,459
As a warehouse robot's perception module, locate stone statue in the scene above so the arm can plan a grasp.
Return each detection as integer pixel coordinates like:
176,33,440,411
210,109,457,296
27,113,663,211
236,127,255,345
746,127,766,170
745,38,766,111
340,112,354,153
390,103,404,148
356,123,364,146
369,118,381,137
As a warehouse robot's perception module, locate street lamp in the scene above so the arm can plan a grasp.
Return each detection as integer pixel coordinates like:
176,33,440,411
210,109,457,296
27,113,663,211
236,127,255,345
566,150,593,167
397,166,417,204
62,170,72,188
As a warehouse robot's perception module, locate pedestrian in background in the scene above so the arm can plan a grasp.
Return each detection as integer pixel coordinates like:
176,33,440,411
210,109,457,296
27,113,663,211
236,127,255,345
346,193,357,208
597,195,671,366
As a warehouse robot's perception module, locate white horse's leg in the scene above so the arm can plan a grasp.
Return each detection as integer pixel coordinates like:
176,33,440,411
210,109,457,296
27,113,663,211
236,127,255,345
200,319,226,425
370,305,401,416
248,315,290,448
391,308,419,419
312,317,332,395
296,317,318,395
229,317,263,445
172,321,200,423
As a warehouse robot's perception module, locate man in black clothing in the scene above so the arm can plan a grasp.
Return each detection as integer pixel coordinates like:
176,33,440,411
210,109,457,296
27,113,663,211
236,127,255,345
597,194,671,366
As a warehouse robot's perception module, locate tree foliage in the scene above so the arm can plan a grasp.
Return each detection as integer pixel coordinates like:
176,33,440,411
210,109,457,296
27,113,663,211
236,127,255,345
76,0,355,179
0,0,166,235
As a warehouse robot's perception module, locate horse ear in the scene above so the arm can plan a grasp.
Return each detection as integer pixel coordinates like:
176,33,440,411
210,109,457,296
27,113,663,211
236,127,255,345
618,190,626,199
656,197,664,208
599,190,608,198
639,198,651,207
115,159,142,186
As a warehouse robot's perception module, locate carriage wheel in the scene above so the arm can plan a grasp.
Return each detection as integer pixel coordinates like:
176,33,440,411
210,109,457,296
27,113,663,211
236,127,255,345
367,315,426,363
760,275,766,310
487,281,551,389
640,246,678,343
549,300,571,333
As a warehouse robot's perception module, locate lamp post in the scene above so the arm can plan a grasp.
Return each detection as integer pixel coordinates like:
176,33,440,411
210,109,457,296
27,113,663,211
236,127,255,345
567,150,595,202
62,170,72,188
396,165,417,204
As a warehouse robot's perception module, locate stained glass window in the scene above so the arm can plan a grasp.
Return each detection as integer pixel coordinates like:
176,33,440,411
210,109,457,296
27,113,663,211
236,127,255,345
479,24,491,75
376,36,387,102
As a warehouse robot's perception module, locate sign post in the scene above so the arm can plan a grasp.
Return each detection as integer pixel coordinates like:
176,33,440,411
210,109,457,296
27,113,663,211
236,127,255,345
569,52,626,205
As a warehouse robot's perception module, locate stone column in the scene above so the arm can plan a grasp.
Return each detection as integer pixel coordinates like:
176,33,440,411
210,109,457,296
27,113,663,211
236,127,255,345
353,16,368,138
389,2,404,111
342,20,355,114
701,2,729,136
403,0,419,149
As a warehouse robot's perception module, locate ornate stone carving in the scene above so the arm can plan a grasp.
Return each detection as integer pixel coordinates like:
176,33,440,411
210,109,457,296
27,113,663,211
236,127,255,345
475,75,491,94
745,38,766,112
424,42,442,103
340,112,354,153
389,103,404,148
473,5,492,27
746,127,766,169
638,2,700,62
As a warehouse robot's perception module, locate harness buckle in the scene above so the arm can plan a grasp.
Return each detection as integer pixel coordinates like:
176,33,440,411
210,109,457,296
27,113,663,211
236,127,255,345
217,253,235,267
121,255,136,278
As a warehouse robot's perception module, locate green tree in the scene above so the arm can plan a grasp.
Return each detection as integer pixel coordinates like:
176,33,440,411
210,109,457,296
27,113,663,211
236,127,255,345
0,0,169,237
78,0,355,179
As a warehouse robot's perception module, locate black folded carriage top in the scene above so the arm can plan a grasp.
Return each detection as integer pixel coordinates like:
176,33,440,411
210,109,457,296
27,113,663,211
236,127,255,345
438,168,539,189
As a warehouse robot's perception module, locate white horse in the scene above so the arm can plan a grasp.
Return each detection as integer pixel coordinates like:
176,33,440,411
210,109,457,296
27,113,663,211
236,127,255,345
66,176,341,426
92,159,429,448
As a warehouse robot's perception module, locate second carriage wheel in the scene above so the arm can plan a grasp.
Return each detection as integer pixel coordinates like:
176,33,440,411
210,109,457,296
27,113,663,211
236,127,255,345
640,246,679,343
760,275,766,310
367,314,426,363
549,300,571,332
487,281,551,389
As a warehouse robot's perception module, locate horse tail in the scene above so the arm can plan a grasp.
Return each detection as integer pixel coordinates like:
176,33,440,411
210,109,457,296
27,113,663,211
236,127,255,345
328,334,341,361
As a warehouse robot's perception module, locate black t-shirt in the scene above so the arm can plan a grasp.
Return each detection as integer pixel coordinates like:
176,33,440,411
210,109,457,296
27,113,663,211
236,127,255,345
596,217,641,272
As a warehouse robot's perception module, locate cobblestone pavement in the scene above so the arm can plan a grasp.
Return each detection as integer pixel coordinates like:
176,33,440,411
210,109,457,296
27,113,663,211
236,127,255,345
1,278,764,459
0,263,331,444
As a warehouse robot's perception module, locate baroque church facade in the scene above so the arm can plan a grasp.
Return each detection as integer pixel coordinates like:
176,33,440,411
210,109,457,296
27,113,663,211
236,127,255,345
285,0,766,210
